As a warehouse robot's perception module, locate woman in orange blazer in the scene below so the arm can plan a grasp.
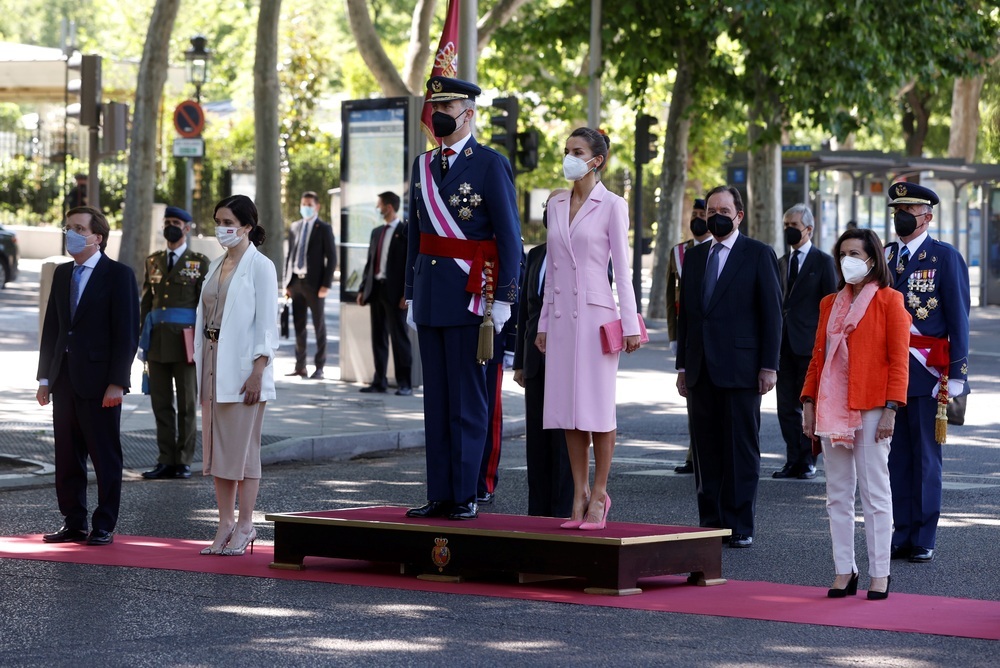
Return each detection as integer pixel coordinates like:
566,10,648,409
801,228,910,601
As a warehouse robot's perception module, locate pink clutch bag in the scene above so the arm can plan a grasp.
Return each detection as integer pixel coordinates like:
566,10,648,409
599,314,649,354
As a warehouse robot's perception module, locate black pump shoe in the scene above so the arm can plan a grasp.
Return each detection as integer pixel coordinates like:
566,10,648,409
867,575,891,600
827,572,859,598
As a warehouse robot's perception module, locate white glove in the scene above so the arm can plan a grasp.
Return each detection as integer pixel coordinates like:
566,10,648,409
405,300,416,332
491,301,512,334
669,340,677,355
932,378,964,399
503,351,515,370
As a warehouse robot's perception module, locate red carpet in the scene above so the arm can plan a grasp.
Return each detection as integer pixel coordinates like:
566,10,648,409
2,534,999,640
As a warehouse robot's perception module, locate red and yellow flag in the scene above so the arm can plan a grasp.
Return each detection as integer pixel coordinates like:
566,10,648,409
420,0,461,145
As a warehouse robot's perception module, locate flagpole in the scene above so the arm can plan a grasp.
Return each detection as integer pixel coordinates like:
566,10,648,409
459,0,477,83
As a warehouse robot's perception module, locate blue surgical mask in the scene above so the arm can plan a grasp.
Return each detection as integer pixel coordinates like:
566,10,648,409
65,229,95,255
300,205,315,220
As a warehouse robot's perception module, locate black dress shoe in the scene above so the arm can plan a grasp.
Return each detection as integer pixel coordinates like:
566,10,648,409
405,501,453,518
867,575,891,600
772,464,798,479
86,529,114,546
798,465,817,480
360,384,387,394
890,544,911,560
142,464,175,479
449,502,479,520
674,462,694,474
729,534,753,548
42,526,88,543
909,547,934,563
395,386,413,396
285,369,308,378
173,465,192,479
310,369,325,380
476,492,494,504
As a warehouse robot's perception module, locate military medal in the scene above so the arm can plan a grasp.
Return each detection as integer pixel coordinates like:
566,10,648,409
916,307,929,320
458,206,473,220
449,194,461,207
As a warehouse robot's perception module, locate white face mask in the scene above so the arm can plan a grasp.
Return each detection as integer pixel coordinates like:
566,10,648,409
563,154,596,181
300,205,315,220
216,226,243,249
841,256,871,285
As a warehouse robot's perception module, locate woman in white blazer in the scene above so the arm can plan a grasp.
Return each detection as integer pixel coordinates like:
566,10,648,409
195,195,278,556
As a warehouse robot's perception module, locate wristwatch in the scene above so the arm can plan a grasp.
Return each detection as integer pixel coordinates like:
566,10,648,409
885,401,899,411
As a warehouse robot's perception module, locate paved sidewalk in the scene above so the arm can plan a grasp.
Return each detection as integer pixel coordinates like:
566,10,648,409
0,259,528,483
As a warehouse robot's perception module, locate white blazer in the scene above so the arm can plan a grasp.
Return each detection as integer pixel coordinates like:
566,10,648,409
195,243,279,403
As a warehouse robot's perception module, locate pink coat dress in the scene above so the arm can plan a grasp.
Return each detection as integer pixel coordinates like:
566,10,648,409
538,181,640,432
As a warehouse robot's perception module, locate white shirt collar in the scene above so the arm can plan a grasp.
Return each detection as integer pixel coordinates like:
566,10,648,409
793,239,812,256
710,228,740,251
443,134,473,156
168,242,188,258
80,250,102,269
903,231,928,255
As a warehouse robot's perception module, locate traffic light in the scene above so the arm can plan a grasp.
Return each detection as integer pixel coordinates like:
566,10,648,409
516,129,539,172
67,54,102,128
636,114,658,165
490,97,519,161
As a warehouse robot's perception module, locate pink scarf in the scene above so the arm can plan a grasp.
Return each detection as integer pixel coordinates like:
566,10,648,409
815,282,879,447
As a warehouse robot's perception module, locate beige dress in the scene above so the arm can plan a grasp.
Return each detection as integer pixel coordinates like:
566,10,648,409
200,266,265,480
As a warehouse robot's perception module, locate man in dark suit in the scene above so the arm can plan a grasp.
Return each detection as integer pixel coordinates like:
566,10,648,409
667,198,712,475
284,190,337,379
356,191,412,395
774,204,836,480
513,191,572,517
884,182,970,564
676,185,782,548
404,76,521,521
138,205,209,480
36,206,139,546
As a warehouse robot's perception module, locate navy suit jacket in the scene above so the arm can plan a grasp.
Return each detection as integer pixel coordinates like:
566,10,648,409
676,231,783,389
284,217,337,291
514,244,546,379
885,236,970,397
778,245,837,357
37,254,140,400
359,221,408,306
405,136,522,327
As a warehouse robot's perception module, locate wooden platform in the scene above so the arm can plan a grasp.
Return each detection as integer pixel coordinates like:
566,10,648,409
264,506,729,595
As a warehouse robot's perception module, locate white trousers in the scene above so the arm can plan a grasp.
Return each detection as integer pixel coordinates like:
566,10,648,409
822,408,893,578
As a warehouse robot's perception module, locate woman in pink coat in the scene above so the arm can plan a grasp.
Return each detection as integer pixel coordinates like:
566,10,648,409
535,127,642,530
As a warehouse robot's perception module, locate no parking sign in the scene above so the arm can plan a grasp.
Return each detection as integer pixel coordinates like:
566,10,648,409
173,100,205,138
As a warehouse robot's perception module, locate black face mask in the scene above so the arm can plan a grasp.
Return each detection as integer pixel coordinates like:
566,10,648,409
163,225,184,243
783,227,802,246
690,217,708,237
706,213,735,238
542,208,549,229
893,209,919,237
431,110,466,137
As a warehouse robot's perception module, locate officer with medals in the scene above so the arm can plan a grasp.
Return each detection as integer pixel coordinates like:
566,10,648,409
884,182,970,563
404,76,522,520
139,206,210,479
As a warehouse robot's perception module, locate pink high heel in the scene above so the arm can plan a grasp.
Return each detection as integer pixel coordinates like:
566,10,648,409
579,493,611,530
560,494,590,529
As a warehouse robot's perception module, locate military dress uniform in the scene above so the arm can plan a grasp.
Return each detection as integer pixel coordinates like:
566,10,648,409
883,182,970,561
140,245,210,476
405,77,522,519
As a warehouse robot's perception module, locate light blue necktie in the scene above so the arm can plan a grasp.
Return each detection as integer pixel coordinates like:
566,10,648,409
702,244,722,310
70,264,84,319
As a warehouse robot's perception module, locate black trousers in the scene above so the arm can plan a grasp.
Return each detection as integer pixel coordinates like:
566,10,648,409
288,276,327,372
52,362,123,532
688,358,761,536
776,338,815,470
523,369,572,517
368,280,411,388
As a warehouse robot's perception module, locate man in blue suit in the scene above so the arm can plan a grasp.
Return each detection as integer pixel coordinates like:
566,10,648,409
676,185,783,548
884,182,970,564
37,206,139,546
404,76,522,520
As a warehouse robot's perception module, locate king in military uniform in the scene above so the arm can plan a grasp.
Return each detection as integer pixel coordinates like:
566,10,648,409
404,76,522,520
139,206,210,479
883,182,970,563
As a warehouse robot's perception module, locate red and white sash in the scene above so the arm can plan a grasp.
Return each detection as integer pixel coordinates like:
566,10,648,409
418,151,484,315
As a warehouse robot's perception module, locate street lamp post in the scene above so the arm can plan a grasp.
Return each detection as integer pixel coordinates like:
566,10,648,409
183,35,210,213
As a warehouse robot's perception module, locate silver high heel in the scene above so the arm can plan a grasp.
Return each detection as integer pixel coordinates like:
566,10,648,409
221,527,256,556
200,526,235,555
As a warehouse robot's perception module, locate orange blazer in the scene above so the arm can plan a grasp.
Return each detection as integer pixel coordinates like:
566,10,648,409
801,287,911,411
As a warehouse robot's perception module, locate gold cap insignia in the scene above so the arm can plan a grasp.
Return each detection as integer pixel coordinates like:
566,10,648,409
894,183,908,197
431,80,443,93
